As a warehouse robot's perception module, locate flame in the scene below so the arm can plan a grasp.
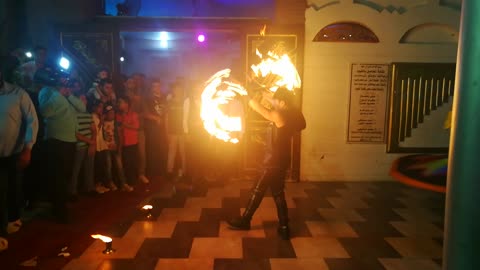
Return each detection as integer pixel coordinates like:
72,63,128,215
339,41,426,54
201,69,247,144
142,205,153,210
255,49,263,58
260,24,267,36
251,50,301,92
91,234,112,243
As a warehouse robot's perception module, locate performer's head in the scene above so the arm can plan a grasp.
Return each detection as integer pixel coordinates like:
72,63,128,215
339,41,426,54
272,87,294,110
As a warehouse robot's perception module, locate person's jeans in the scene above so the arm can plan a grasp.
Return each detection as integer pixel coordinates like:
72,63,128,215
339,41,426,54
106,150,127,186
167,134,186,175
70,147,94,194
45,139,76,219
0,155,22,236
122,145,139,185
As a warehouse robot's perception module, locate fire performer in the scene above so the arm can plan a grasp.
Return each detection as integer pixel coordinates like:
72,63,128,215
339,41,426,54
227,87,306,240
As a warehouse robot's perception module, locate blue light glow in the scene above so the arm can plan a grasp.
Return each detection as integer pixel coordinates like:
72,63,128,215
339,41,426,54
159,31,169,41
59,57,70,70
160,40,168,49
25,52,33,58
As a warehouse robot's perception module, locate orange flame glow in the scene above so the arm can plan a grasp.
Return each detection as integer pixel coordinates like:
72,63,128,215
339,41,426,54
142,205,153,210
201,69,247,144
91,234,112,243
260,24,267,36
250,50,301,93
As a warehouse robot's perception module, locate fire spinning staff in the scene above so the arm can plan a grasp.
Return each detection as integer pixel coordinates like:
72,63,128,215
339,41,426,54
201,69,248,144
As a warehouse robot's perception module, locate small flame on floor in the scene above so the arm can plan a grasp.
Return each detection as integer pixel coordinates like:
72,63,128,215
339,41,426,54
142,205,153,210
91,234,112,243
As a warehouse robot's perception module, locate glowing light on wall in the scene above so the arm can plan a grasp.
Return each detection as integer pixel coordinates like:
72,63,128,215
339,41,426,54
25,51,33,58
120,56,125,62
197,34,206,43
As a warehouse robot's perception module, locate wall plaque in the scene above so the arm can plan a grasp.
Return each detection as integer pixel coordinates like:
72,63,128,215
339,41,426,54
347,63,389,143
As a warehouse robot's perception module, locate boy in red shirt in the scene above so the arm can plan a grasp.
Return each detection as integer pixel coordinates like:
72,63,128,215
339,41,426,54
116,96,140,185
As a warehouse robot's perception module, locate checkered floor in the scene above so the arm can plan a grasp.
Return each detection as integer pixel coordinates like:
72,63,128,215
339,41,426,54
63,178,445,270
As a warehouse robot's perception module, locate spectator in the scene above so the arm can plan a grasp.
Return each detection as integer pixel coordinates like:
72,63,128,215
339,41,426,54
20,46,49,93
143,79,167,178
87,79,116,105
166,82,188,180
0,68,39,251
125,76,149,184
103,104,133,192
124,77,137,98
185,84,209,183
69,97,97,199
91,101,112,193
37,69,85,223
116,96,141,185
132,73,147,96
90,67,109,91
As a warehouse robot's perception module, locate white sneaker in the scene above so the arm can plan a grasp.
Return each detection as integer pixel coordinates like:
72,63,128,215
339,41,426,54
139,175,150,184
122,184,134,192
95,184,110,193
95,185,105,194
108,182,118,191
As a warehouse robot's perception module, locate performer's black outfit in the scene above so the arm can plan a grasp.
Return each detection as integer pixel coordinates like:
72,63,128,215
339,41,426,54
227,106,306,239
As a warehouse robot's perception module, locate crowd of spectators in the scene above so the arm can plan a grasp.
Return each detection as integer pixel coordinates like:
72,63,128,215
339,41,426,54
0,46,233,252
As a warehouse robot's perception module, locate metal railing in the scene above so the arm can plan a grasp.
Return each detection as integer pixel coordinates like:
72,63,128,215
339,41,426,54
387,63,456,153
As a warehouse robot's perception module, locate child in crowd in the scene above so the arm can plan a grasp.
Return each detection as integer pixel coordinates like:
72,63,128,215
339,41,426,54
103,104,133,192
90,100,113,193
116,96,140,185
70,100,97,198
166,82,188,180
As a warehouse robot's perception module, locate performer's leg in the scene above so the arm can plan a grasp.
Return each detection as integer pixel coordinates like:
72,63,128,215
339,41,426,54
227,170,271,230
271,170,289,239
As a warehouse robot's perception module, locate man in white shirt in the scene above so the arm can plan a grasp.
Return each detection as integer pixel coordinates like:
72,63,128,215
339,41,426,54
0,69,39,251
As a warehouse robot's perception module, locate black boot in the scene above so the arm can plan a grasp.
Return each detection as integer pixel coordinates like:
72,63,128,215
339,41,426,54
274,191,290,240
277,225,290,240
228,186,265,230
227,217,251,230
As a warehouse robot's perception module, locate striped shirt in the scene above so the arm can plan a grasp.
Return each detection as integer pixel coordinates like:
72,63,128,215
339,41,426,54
76,112,93,148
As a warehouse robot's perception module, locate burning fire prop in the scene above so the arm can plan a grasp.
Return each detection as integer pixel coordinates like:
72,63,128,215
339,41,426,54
201,69,247,144
250,49,301,92
250,25,301,93
91,234,115,254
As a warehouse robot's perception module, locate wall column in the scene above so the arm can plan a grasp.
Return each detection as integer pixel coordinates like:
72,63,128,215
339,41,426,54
443,0,480,269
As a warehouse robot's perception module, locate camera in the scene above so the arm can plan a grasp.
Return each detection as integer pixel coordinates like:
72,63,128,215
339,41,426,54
33,67,72,88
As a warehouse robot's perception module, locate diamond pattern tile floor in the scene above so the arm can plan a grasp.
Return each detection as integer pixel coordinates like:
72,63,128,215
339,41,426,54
62,180,445,270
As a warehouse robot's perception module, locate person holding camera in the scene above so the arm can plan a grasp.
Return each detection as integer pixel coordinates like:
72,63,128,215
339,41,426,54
36,70,86,223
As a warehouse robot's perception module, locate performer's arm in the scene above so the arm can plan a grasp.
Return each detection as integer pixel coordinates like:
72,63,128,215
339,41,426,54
248,98,285,127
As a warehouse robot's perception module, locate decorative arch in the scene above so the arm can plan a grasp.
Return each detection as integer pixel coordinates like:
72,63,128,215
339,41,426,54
399,23,459,44
313,22,379,43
